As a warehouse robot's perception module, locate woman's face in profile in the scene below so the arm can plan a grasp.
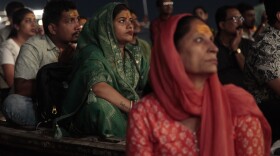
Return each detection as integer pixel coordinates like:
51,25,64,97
113,9,134,45
176,19,218,78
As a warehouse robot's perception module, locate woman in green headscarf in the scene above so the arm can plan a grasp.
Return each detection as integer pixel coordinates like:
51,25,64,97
61,2,150,138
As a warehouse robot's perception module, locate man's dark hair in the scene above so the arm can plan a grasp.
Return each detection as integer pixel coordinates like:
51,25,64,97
215,5,237,33
5,1,24,18
192,6,207,15
42,0,77,35
264,0,280,26
236,3,254,15
156,0,173,7
156,0,162,7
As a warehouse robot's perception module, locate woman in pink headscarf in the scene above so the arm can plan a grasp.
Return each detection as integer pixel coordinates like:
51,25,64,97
126,14,271,156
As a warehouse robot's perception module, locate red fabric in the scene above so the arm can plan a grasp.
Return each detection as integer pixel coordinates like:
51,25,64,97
127,96,266,155
149,14,271,156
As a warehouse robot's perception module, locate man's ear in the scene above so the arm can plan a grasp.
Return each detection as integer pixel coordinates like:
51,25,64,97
219,21,225,30
48,23,57,35
276,11,280,22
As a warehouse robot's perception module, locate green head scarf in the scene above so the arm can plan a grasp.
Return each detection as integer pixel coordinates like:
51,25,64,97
62,2,149,114
77,2,123,64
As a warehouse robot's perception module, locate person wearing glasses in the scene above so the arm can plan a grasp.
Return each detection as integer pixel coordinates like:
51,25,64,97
150,0,173,44
214,5,253,89
2,0,81,127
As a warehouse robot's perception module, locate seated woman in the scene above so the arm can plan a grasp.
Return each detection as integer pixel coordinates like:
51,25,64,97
61,2,149,138
126,15,271,155
0,8,37,102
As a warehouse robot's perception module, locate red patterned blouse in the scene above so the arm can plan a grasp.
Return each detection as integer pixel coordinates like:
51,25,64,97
127,95,265,156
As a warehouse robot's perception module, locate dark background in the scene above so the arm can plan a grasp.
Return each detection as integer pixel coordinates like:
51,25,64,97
0,0,260,29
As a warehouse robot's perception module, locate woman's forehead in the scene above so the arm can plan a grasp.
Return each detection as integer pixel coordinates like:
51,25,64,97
190,20,211,35
117,10,131,17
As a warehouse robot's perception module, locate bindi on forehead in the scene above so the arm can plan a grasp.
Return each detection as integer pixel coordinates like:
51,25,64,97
67,9,79,17
196,23,212,36
117,10,131,19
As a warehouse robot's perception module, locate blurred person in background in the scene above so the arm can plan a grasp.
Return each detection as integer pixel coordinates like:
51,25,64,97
214,5,253,89
192,6,208,22
130,9,151,62
244,0,280,144
0,8,37,103
0,1,24,43
150,0,173,44
79,16,88,28
237,3,267,41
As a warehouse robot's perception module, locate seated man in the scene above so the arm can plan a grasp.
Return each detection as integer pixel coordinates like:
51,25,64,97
214,5,253,89
2,0,81,127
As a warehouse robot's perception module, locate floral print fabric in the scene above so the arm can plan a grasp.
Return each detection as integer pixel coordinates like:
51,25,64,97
244,26,280,103
127,94,265,156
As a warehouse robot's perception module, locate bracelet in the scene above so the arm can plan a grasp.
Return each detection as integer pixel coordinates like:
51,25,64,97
130,101,133,110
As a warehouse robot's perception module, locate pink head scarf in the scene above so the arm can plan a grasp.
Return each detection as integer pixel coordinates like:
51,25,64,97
150,14,271,156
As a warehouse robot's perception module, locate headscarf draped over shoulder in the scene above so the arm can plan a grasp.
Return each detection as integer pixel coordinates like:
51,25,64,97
62,2,145,114
78,2,120,61
150,14,271,156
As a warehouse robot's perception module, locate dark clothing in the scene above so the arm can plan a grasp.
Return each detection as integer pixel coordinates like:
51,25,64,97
215,37,252,88
259,100,280,143
150,17,170,45
244,26,280,104
244,26,280,142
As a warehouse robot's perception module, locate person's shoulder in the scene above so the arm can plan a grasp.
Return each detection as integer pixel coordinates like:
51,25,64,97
22,35,52,52
0,26,11,33
25,35,48,46
0,38,16,50
77,44,103,60
223,84,255,103
137,38,150,47
0,38,11,46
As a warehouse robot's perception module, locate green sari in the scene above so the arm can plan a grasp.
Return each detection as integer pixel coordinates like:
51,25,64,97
61,3,150,138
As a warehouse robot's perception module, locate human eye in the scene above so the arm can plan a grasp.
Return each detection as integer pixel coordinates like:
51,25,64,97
210,36,214,42
25,18,32,23
70,18,76,24
65,17,78,24
194,37,203,43
64,18,71,24
118,18,125,23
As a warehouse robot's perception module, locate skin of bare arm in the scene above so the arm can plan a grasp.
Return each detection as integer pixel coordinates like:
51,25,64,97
92,82,131,112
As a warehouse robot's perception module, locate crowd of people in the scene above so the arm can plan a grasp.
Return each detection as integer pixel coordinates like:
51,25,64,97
0,0,279,155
